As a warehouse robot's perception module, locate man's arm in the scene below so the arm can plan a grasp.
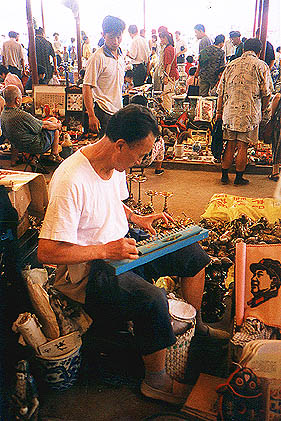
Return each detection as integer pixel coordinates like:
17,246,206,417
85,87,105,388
20,58,25,75
194,62,200,78
38,237,138,264
215,95,223,121
261,94,271,123
268,60,275,70
82,84,101,132
261,94,271,111
42,119,61,130
2,44,6,66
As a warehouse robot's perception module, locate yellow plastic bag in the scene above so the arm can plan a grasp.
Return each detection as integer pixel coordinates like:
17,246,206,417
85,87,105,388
201,194,281,223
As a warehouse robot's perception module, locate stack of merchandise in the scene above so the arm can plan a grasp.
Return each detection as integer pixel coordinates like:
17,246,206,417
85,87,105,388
12,268,92,390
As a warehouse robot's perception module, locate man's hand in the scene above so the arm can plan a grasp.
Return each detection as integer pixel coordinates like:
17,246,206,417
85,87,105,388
89,115,101,132
104,238,139,260
133,212,175,235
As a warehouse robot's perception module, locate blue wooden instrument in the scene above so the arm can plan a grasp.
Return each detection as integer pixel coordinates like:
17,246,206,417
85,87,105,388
107,225,209,275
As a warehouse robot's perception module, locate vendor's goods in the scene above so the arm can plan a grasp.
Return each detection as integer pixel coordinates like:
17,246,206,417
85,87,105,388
216,366,263,421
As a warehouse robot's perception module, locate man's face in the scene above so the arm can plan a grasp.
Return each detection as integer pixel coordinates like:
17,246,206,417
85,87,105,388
114,132,155,172
195,30,203,40
251,269,272,293
103,31,122,51
175,33,180,41
231,37,240,46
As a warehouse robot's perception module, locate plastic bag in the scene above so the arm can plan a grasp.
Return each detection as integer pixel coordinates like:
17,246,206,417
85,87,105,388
201,193,281,223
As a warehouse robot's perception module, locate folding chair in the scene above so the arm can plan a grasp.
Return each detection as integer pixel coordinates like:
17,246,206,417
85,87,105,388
22,152,49,174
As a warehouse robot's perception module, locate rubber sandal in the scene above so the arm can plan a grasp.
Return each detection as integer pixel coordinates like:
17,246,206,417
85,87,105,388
141,379,188,405
268,173,279,181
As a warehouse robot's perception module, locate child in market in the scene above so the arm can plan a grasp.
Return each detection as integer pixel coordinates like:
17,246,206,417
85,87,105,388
186,66,197,90
123,69,134,106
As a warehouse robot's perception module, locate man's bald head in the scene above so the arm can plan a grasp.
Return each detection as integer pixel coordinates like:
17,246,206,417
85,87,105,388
3,85,22,106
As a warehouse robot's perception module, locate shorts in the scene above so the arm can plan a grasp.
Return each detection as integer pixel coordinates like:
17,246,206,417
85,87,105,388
42,129,55,152
224,126,259,144
85,243,210,355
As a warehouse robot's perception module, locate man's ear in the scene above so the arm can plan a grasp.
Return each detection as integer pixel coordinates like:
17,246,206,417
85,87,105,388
115,138,127,152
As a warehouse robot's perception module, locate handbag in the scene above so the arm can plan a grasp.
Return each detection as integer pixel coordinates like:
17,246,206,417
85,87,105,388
211,119,224,159
186,77,199,97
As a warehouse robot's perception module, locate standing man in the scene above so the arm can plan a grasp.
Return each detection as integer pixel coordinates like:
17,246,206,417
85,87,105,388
83,16,126,137
256,28,275,70
216,38,273,186
38,104,228,406
229,31,243,61
33,27,58,84
194,24,211,53
197,34,225,97
53,32,62,66
175,31,188,64
127,25,150,87
2,31,25,79
223,35,235,62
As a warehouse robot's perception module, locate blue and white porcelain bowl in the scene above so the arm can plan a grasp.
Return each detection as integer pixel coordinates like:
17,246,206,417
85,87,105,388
36,345,81,391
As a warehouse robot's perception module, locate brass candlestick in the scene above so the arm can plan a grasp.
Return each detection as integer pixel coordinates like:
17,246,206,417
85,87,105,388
159,191,174,213
125,173,137,208
145,190,158,211
133,175,147,207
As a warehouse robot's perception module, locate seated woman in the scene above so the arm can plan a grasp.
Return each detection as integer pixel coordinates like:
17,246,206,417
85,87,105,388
1,85,63,163
0,65,24,95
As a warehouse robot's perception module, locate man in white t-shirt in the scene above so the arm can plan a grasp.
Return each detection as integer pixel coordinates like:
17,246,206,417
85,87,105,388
127,25,150,86
83,16,126,137
38,105,229,406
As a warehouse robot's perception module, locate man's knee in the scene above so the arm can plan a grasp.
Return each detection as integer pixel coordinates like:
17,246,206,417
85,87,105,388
48,117,58,123
236,140,247,151
143,285,168,312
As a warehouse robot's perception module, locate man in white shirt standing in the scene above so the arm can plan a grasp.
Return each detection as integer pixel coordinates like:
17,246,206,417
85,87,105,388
127,25,150,87
83,15,126,137
175,31,187,64
2,31,25,79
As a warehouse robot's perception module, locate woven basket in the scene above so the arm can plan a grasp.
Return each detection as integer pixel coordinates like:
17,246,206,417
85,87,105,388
165,322,196,382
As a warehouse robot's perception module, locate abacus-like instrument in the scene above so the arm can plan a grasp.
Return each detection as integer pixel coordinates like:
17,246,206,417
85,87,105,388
107,225,208,275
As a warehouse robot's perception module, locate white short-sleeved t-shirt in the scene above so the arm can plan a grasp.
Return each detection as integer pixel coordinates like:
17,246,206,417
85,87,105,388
39,149,129,302
83,46,125,115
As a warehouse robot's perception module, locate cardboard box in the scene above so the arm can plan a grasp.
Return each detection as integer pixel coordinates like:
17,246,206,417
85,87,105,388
0,169,48,237
17,210,31,238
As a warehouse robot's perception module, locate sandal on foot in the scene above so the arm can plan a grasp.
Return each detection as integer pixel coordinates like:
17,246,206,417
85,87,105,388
268,173,279,181
49,154,64,163
141,379,188,405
